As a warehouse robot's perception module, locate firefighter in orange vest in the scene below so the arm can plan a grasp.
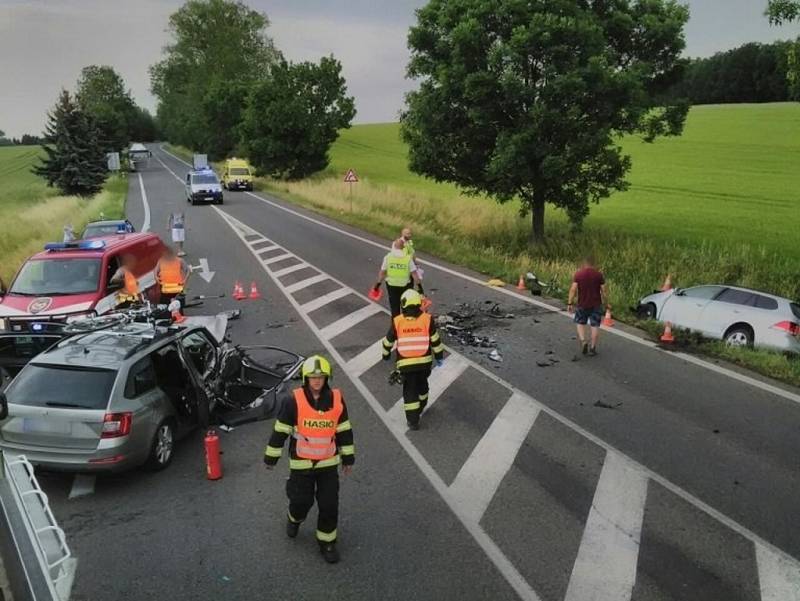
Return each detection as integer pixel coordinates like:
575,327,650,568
264,356,355,564
110,254,141,307
381,289,445,430
155,247,189,304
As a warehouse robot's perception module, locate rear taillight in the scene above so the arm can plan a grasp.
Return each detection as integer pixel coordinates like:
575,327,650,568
772,321,800,336
101,412,132,438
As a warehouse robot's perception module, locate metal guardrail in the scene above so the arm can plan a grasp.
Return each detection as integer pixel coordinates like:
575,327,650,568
1,452,76,601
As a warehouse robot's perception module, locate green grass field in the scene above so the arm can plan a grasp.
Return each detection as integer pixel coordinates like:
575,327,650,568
249,102,800,385
0,145,127,284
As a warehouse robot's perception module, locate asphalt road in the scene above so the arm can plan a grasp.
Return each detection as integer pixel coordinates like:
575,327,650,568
36,146,800,601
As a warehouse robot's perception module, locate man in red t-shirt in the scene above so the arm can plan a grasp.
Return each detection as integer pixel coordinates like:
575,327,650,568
568,255,609,356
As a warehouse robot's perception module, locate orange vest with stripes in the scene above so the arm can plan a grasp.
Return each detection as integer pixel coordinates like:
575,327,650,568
394,312,431,358
158,258,185,293
293,388,343,461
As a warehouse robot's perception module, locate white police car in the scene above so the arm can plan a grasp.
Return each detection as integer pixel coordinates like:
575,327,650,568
185,168,224,205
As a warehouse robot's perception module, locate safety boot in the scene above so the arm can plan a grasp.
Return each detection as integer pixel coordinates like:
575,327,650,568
320,542,340,564
407,421,420,431
286,519,300,538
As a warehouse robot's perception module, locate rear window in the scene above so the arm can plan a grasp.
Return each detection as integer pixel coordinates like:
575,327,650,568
10,258,102,295
7,365,116,410
191,174,218,185
753,295,779,310
230,167,250,175
792,303,800,320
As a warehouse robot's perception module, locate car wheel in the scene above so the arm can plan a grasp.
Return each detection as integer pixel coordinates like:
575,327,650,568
216,197,224,205
724,325,754,348
637,303,657,320
146,420,175,471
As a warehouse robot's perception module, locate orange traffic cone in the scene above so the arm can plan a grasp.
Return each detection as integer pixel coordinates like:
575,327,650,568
249,281,261,300
661,274,673,292
233,281,246,301
602,308,614,327
516,275,526,290
660,321,675,343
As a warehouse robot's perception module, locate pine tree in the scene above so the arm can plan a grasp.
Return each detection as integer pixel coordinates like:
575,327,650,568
33,90,109,196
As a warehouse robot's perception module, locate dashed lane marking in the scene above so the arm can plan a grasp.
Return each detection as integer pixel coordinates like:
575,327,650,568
138,173,151,233
563,452,647,601
157,145,800,408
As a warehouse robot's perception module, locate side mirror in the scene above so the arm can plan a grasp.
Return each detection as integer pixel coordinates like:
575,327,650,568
675,288,685,296
0,392,8,420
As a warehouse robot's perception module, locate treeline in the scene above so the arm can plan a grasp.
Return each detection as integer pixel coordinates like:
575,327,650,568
0,132,44,146
150,0,355,179
669,40,800,104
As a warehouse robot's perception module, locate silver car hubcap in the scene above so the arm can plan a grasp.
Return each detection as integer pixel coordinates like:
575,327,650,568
155,425,173,464
726,332,749,347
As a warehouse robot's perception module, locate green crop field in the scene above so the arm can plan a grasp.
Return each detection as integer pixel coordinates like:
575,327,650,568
0,145,127,284
257,103,800,384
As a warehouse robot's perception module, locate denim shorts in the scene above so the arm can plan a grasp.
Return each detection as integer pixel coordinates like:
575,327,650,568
574,306,603,327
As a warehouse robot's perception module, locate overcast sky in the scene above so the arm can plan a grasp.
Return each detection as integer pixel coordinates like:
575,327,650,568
1,0,799,137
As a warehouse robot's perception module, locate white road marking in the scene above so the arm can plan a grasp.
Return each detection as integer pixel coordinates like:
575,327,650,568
346,340,385,377
757,544,800,601
564,452,647,601
299,287,351,313
254,243,278,253
68,474,96,499
284,273,329,294
171,145,800,408
272,262,310,278
389,354,469,427
319,302,383,340
449,392,540,522
138,173,151,233
212,206,542,601
262,252,294,266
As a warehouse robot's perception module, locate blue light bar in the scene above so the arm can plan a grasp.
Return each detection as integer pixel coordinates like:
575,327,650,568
31,322,44,332
116,223,127,233
44,240,105,251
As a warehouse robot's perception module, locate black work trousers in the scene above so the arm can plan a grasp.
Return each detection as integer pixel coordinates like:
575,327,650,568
286,467,340,543
386,282,413,317
402,367,431,426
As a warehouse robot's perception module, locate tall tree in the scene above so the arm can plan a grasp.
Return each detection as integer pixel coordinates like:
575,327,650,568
767,0,800,24
76,65,137,152
240,57,356,179
33,90,108,196
150,0,279,159
401,0,690,243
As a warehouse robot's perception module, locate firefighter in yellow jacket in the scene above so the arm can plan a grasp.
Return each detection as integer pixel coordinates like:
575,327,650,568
381,289,445,430
264,356,354,564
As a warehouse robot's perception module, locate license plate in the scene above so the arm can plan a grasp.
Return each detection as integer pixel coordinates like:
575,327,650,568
23,418,71,435
204,196,213,201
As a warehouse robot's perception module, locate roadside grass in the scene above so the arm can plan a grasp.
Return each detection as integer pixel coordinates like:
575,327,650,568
163,103,800,386
0,146,127,283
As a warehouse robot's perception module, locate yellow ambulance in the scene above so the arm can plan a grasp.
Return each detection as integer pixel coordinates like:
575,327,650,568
221,158,254,191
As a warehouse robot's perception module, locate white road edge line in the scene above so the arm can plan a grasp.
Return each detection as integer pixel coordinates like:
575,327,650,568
212,205,542,601
206,205,800,572
137,173,151,233
320,303,383,340
756,544,800,601
449,392,540,523
68,474,96,499
284,273,329,294
160,146,800,408
563,452,647,601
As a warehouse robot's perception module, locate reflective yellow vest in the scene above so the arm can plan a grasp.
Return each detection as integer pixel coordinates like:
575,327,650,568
385,254,411,287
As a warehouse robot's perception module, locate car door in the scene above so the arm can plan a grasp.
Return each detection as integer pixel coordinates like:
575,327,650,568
659,286,725,332
699,288,757,338
178,330,218,415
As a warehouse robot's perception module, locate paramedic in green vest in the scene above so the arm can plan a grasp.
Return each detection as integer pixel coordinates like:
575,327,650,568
373,238,423,317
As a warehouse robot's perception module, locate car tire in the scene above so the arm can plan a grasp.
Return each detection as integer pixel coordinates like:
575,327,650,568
724,324,754,348
637,303,657,320
216,197,224,205
146,420,176,471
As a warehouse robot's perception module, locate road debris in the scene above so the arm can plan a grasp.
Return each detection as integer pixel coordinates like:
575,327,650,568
593,400,623,410
489,349,503,362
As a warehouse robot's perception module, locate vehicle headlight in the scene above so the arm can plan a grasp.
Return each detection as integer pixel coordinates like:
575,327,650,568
0,318,7,331
65,311,96,323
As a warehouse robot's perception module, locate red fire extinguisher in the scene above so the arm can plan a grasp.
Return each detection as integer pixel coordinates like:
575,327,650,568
205,429,223,480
